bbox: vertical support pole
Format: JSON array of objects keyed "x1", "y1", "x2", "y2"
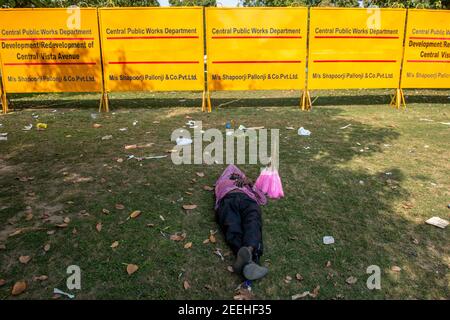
[
  {"x1": 300, "y1": 6, "x2": 312, "y2": 111},
  {"x1": 202, "y1": 6, "x2": 212, "y2": 112},
  {"x1": 390, "y1": 88, "x2": 406, "y2": 109},
  {"x1": 97, "y1": 8, "x2": 109, "y2": 113},
  {"x1": 301, "y1": 88, "x2": 312, "y2": 111},
  {"x1": 0, "y1": 53, "x2": 8, "y2": 114},
  {"x1": 206, "y1": 90, "x2": 212, "y2": 113},
  {"x1": 391, "y1": 8, "x2": 408, "y2": 109}
]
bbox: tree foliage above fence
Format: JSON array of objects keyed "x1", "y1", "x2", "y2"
[
  {"x1": 241, "y1": 0, "x2": 448, "y2": 8},
  {"x1": 0, "y1": 0, "x2": 160, "y2": 8},
  {"x1": 0, "y1": 0, "x2": 448, "y2": 8}
]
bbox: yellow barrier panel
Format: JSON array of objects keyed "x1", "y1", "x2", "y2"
[
  {"x1": 308, "y1": 8, "x2": 406, "y2": 89},
  {"x1": 206, "y1": 7, "x2": 308, "y2": 91},
  {"x1": 98, "y1": 7, "x2": 204, "y2": 94},
  {"x1": 401, "y1": 9, "x2": 450, "y2": 88},
  {"x1": 0, "y1": 8, "x2": 102, "y2": 95}
]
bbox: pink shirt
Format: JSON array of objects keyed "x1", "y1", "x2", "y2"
[{"x1": 215, "y1": 165, "x2": 267, "y2": 209}]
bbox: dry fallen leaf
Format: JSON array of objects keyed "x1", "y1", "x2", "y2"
[
  {"x1": 182, "y1": 204, "x2": 197, "y2": 211},
  {"x1": 63, "y1": 217, "x2": 71, "y2": 224},
  {"x1": 96, "y1": 222, "x2": 102, "y2": 232},
  {"x1": 72, "y1": 228, "x2": 78, "y2": 235},
  {"x1": 43, "y1": 244, "x2": 51, "y2": 252},
  {"x1": 209, "y1": 234, "x2": 216, "y2": 243},
  {"x1": 115, "y1": 204, "x2": 125, "y2": 210},
  {"x1": 19, "y1": 255, "x2": 31, "y2": 264},
  {"x1": 203, "y1": 239, "x2": 210, "y2": 244},
  {"x1": 292, "y1": 291, "x2": 311, "y2": 300},
  {"x1": 32, "y1": 275, "x2": 48, "y2": 281},
  {"x1": 56, "y1": 223, "x2": 68, "y2": 228},
  {"x1": 147, "y1": 223, "x2": 155, "y2": 228},
  {"x1": 227, "y1": 266, "x2": 234, "y2": 273},
  {"x1": 102, "y1": 208, "x2": 110, "y2": 215},
  {"x1": 326, "y1": 261, "x2": 332, "y2": 268},
  {"x1": 170, "y1": 232, "x2": 187, "y2": 242},
  {"x1": 196, "y1": 172, "x2": 205, "y2": 177},
  {"x1": 346, "y1": 276, "x2": 358, "y2": 285},
  {"x1": 203, "y1": 185, "x2": 214, "y2": 191},
  {"x1": 128, "y1": 210, "x2": 141, "y2": 219},
  {"x1": 233, "y1": 288, "x2": 254, "y2": 300},
  {"x1": 47, "y1": 230, "x2": 55, "y2": 235},
  {"x1": 111, "y1": 241, "x2": 119, "y2": 249},
  {"x1": 391, "y1": 266, "x2": 402, "y2": 272},
  {"x1": 9, "y1": 229, "x2": 22, "y2": 237},
  {"x1": 11, "y1": 281, "x2": 27, "y2": 296},
  {"x1": 296, "y1": 273, "x2": 304, "y2": 281},
  {"x1": 310, "y1": 285, "x2": 320, "y2": 298},
  {"x1": 126, "y1": 264, "x2": 139, "y2": 275},
  {"x1": 183, "y1": 280, "x2": 191, "y2": 290},
  {"x1": 93, "y1": 123, "x2": 102, "y2": 128},
  {"x1": 0, "y1": 279, "x2": 6, "y2": 286},
  {"x1": 184, "y1": 242, "x2": 193, "y2": 249}
]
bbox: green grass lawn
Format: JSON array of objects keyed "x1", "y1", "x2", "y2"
[{"x1": 0, "y1": 89, "x2": 449, "y2": 299}]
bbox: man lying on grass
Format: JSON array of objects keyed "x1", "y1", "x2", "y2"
[{"x1": 215, "y1": 164, "x2": 268, "y2": 280}]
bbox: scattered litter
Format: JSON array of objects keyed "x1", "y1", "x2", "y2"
[
  {"x1": 419, "y1": 118, "x2": 434, "y2": 122},
  {"x1": 119, "y1": 127, "x2": 128, "y2": 132},
  {"x1": 214, "y1": 248, "x2": 225, "y2": 261},
  {"x1": 217, "y1": 99, "x2": 240, "y2": 108},
  {"x1": 90, "y1": 113, "x2": 98, "y2": 120},
  {"x1": 186, "y1": 120, "x2": 198, "y2": 129},
  {"x1": 304, "y1": 146, "x2": 310, "y2": 150},
  {"x1": 176, "y1": 137, "x2": 192, "y2": 146},
  {"x1": 36, "y1": 123, "x2": 47, "y2": 130},
  {"x1": 359, "y1": 180, "x2": 365, "y2": 185},
  {"x1": 0, "y1": 133, "x2": 7, "y2": 141},
  {"x1": 101, "y1": 135, "x2": 113, "y2": 141},
  {"x1": 32, "y1": 113, "x2": 39, "y2": 119},
  {"x1": 298, "y1": 127, "x2": 311, "y2": 136},
  {"x1": 22, "y1": 124, "x2": 33, "y2": 131},
  {"x1": 124, "y1": 143, "x2": 153, "y2": 150},
  {"x1": 132, "y1": 120, "x2": 138, "y2": 126},
  {"x1": 226, "y1": 131, "x2": 233, "y2": 136},
  {"x1": 340, "y1": 124, "x2": 351, "y2": 130},
  {"x1": 323, "y1": 236, "x2": 335, "y2": 245},
  {"x1": 0, "y1": 124, "x2": 3, "y2": 128},
  {"x1": 425, "y1": 217, "x2": 448, "y2": 229},
  {"x1": 440, "y1": 122, "x2": 450, "y2": 126},
  {"x1": 53, "y1": 288, "x2": 75, "y2": 299},
  {"x1": 385, "y1": 172, "x2": 392, "y2": 175},
  {"x1": 285, "y1": 126, "x2": 295, "y2": 130},
  {"x1": 92, "y1": 123, "x2": 102, "y2": 129},
  {"x1": 127, "y1": 155, "x2": 167, "y2": 161},
  {"x1": 383, "y1": 144, "x2": 391, "y2": 147},
  {"x1": 346, "y1": 276, "x2": 358, "y2": 285}
]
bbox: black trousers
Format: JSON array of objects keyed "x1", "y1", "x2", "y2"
[{"x1": 216, "y1": 192, "x2": 263, "y2": 262}]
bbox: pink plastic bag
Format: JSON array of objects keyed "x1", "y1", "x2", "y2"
[{"x1": 255, "y1": 167, "x2": 284, "y2": 199}]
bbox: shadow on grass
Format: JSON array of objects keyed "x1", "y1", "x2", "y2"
[{"x1": 7, "y1": 93, "x2": 450, "y2": 111}]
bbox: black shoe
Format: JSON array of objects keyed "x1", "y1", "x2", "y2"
[{"x1": 232, "y1": 247, "x2": 252, "y2": 274}]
